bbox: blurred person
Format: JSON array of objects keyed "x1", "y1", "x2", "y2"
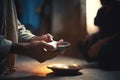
[{"x1": 79, "y1": 0, "x2": 120, "y2": 69}]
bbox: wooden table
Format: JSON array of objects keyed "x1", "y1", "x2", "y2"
[{"x1": 2, "y1": 56, "x2": 120, "y2": 80}]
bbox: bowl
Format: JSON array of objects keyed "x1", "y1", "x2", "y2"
[{"x1": 47, "y1": 64, "x2": 83, "y2": 74}]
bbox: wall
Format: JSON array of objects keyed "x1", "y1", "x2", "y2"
[{"x1": 52, "y1": 0, "x2": 86, "y2": 58}]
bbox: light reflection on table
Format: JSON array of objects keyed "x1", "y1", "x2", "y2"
[{"x1": 16, "y1": 56, "x2": 85, "y2": 77}]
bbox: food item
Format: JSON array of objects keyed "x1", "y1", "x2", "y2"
[
  {"x1": 68, "y1": 64, "x2": 79, "y2": 69},
  {"x1": 50, "y1": 64, "x2": 69, "y2": 69},
  {"x1": 47, "y1": 64, "x2": 83, "y2": 74}
]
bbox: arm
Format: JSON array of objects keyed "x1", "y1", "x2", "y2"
[
  {"x1": 15, "y1": 20, "x2": 63, "y2": 62},
  {"x1": 17, "y1": 20, "x2": 53, "y2": 43},
  {"x1": 0, "y1": 34, "x2": 62, "y2": 63},
  {"x1": 0, "y1": 20, "x2": 52, "y2": 57},
  {"x1": 88, "y1": 33, "x2": 119, "y2": 58},
  {"x1": 17, "y1": 20, "x2": 35, "y2": 42},
  {"x1": 10, "y1": 41, "x2": 58, "y2": 62}
]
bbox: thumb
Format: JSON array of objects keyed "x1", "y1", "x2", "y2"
[{"x1": 41, "y1": 41, "x2": 57, "y2": 51}]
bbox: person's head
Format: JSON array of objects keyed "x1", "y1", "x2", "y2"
[{"x1": 100, "y1": 0, "x2": 120, "y2": 6}]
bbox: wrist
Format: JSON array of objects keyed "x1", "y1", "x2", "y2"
[
  {"x1": 10, "y1": 43, "x2": 18, "y2": 53},
  {"x1": 29, "y1": 36, "x2": 38, "y2": 42},
  {"x1": 10, "y1": 43, "x2": 27, "y2": 55}
]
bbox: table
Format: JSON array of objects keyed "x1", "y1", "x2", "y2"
[{"x1": 2, "y1": 56, "x2": 120, "y2": 80}]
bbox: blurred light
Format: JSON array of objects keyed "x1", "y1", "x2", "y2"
[
  {"x1": 32, "y1": 64, "x2": 53, "y2": 77},
  {"x1": 86, "y1": 0, "x2": 101, "y2": 35}
]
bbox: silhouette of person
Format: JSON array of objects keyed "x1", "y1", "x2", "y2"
[{"x1": 79, "y1": 0, "x2": 120, "y2": 69}]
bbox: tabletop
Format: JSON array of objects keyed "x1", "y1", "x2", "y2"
[{"x1": 2, "y1": 56, "x2": 120, "y2": 80}]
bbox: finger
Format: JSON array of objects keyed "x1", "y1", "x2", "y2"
[
  {"x1": 58, "y1": 39, "x2": 64, "y2": 42},
  {"x1": 57, "y1": 39, "x2": 64, "y2": 46},
  {"x1": 47, "y1": 33, "x2": 54, "y2": 41}
]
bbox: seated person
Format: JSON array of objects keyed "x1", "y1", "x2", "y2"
[{"x1": 79, "y1": 0, "x2": 120, "y2": 69}]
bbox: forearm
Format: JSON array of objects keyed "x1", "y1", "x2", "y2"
[
  {"x1": 17, "y1": 20, "x2": 35, "y2": 42},
  {"x1": 88, "y1": 33, "x2": 119, "y2": 58},
  {"x1": 10, "y1": 42, "x2": 30, "y2": 56},
  {"x1": 98, "y1": 33, "x2": 119, "y2": 44},
  {"x1": 9, "y1": 42, "x2": 48, "y2": 63}
]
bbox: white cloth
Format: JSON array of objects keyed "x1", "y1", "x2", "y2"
[{"x1": 0, "y1": 20, "x2": 35, "y2": 54}]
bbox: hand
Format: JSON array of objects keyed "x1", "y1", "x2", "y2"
[
  {"x1": 88, "y1": 39, "x2": 105, "y2": 58},
  {"x1": 16, "y1": 41, "x2": 62, "y2": 63},
  {"x1": 30, "y1": 33, "x2": 54, "y2": 42}
]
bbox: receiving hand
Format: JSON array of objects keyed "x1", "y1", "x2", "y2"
[{"x1": 30, "y1": 33, "x2": 54, "y2": 42}]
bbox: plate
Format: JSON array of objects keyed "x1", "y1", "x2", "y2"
[
  {"x1": 57, "y1": 41, "x2": 70, "y2": 51},
  {"x1": 47, "y1": 64, "x2": 83, "y2": 74},
  {"x1": 47, "y1": 41, "x2": 70, "y2": 51}
]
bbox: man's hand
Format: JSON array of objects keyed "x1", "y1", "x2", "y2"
[
  {"x1": 11, "y1": 40, "x2": 63, "y2": 63},
  {"x1": 30, "y1": 33, "x2": 53, "y2": 42},
  {"x1": 10, "y1": 33, "x2": 65, "y2": 63}
]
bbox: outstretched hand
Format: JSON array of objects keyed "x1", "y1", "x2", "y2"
[
  {"x1": 17, "y1": 39, "x2": 64, "y2": 63},
  {"x1": 14, "y1": 33, "x2": 65, "y2": 62}
]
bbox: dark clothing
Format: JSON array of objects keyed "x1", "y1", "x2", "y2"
[
  {"x1": 94, "y1": 4, "x2": 120, "y2": 69},
  {"x1": 98, "y1": 37, "x2": 120, "y2": 70},
  {"x1": 94, "y1": 5, "x2": 120, "y2": 38},
  {"x1": 79, "y1": 2, "x2": 120, "y2": 70}
]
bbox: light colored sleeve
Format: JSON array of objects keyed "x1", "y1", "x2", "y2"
[
  {"x1": 0, "y1": 35, "x2": 12, "y2": 55},
  {"x1": 17, "y1": 20, "x2": 35, "y2": 42}
]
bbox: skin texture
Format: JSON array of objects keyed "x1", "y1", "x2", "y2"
[{"x1": 12, "y1": 33, "x2": 64, "y2": 63}]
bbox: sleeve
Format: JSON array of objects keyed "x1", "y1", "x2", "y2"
[
  {"x1": 17, "y1": 20, "x2": 35, "y2": 42},
  {"x1": 0, "y1": 35, "x2": 12, "y2": 55}
]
